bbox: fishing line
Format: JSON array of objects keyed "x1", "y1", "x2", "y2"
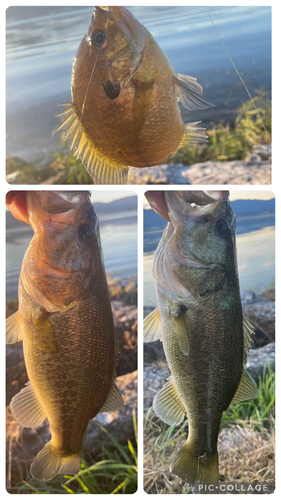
[
  {"x1": 81, "y1": 14, "x2": 109, "y2": 124},
  {"x1": 206, "y1": 7, "x2": 270, "y2": 141},
  {"x1": 80, "y1": 47, "x2": 101, "y2": 124}
]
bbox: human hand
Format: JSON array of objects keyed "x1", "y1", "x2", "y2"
[{"x1": 6, "y1": 192, "x2": 29, "y2": 224}]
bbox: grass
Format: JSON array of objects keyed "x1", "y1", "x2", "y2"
[
  {"x1": 143, "y1": 368, "x2": 275, "y2": 493},
  {"x1": 10, "y1": 412, "x2": 138, "y2": 494},
  {"x1": 167, "y1": 91, "x2": 271, "y2": 166},
  {"x1": 221, "y1": 366, "x2": 275, "y2": 431}
]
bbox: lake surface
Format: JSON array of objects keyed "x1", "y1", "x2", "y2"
[
  {"x1": 6, "y1": 6, "x2": 271, "y2": 162},
  {"x1": 6, "y1": 207, "x2": 137, "y2": 302},
  {"x1": 144, "y1": 205, "x2": 275, "y2": 308}
]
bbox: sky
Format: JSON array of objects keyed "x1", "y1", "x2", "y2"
[
  {"x1": 143, "y1": 190, "x2": 275, "y2": 209},
  {"x1": 90, "y1": 190, "x2": 136, "y2": 204}
]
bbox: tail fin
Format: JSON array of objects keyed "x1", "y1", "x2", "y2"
[
  {"x1": 170, "y1": 442, "x2": 219, "y2": 484},
  {"x1": 30, "y1": 441, "x2": 81, "y2": 481}
]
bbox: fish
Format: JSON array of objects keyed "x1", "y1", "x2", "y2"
[
  {"x1": 6, "y1": 191, "x2": 124, "y2": 481},
  {"x1": 144, "y1": 191, "x2": 257, "y2": 484},
  {"x1": 57, "y1": 6, "x2": 215, "y2": 185}
]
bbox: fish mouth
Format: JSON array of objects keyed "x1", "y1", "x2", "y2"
[
  {"x1": 163, "y1": 191, "x2": 231, "y2": 233},
  {"x1": 26, "y1": 191, "x2": 93, "y2": 234},
  {"x1": 39, "y1": 191, "x2": 90, "y2": 214}
]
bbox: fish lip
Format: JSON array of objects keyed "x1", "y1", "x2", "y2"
[
  {"x1": 165, "y1": 191, "x2": 232, "y2": 230},
  {"x1": 31, "y1": 191, "x2": 90, "y2": 215}
]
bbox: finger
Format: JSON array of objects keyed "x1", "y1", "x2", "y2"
[
  {"x1": 6, "y1": 192, "x2": 30, "y2": 224},
  {"x1": 145, "y1": 191, "x2": 170, "y2": 222}
]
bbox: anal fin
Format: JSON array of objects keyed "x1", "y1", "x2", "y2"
[
  {"x1": 153, "y1": 377, "x2": 186, "y2": 425},
  {"x1": 57, "y1": 102, "x2": 129, "y2": 185},
  {"x1": 10, "y1": 381, "x2": 47, "y2": 428}
]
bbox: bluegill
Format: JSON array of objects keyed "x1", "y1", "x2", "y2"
[
  {"x1": 6, "y1": 191, "x2": 124, "y2": 481},
  {"x1": 57, "y1": 6, "x2": 214, "y2": 185},
  {"x1": 144, "y1": 191, "x2": 257, "y2": 484}
]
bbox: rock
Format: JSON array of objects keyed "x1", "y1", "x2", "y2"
[
  {"x1": 128, "y1": 164, "x2": 190, "y2": 185},
  {"x1": 143, "y1": 362, "x2": 169, "y2": 409},
  {"x1": 108, "y1": 276, "x2": 137, "y2": 306},
  {"x1": 128, "y1": 145, "x2": 271, "y2": 185},
  {"x1": 218, "y1": 426, "x2": 259, "y2": 453},
  {"x1": 83, "y1": 370, "x2": 137, "y2": 455},
  {"x1": 242, "y1": 292, "x2": 275, "y2": 346},
  {"x1": 111, "y1": 300, "x2": 137, "y2": 376},
  {"x1": 144, "y1": 340, "x2": 165, "y2": 363},
  {"x1": 246, "y1": 343, "x2": 275, "y2": 381}
]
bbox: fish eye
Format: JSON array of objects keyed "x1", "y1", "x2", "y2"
[
  {"x1": 214, "y1": 218, "x2": 230, "y2": 237},
  {"x1": 89, "y1": 29, "x2": 108, "y2": 49},
  {"x1": 78, "y1": 223, "x2": 95, "y2": 243}
]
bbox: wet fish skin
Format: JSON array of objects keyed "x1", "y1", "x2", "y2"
[
  {"x1": 58, "y1": 7, "x2": 214, "y2": 184},
  {"x1": 144, "y1": 191, "x2": 257, "y2": 484},
  {"x1": 6, "y1": 191, "x2": 124, "y2": 481}
]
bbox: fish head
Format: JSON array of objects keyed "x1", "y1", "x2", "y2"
[
  {"x1": 154, "y1": 191, "x2": 237, "y2": 301},
  {"x1": 72, "y1": 6, "x2": 145, "y2": 102},
  {"x1": 24, "y1": 191, "x2": 103, "y2": 312}
]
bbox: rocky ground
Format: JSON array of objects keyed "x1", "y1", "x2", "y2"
[
  {"x1": 6, "y1": 276, "x2": 137, "y2": 489},
  {"x1": 128, "y1": 144, "x2": 271, "y2": 185},
  {"x1": 6, "y1": 144, "x2": 271, "y2": 186}
]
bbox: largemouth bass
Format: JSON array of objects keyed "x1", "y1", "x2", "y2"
[
  {"x1": 6, "y1": 191, "x2": 124, "y2": 481},
  {"x1": 144, "y1": 191, "x2": 257, "y2": 484},
  {"x1": 57, "y1": 6, "x2": 214, "y2": 185}
]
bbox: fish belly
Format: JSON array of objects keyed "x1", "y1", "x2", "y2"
[
  {"x1": 162, "y1": 291, "x2": 244, "y2": 458},
  {"x1": 21, "y1": 286, "x2": 115, "y2": 455}
]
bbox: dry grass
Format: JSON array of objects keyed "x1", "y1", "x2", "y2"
[
  {"x1": 143, "y1": 409, "x2": 275, "y2": 494},
  {"x1": 218, "y1": 423, "x2": 275, "y2": 483}
]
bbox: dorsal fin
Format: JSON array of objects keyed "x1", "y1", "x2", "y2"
[{"x1": 57, "y1": 103, "x2": 129, "y2": 185}]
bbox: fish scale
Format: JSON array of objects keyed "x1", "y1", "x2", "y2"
[
  {"x1": 58, "y1": 6, "x2": 214, "y2": 184},
  {"x1": 6, "y1": 191, "x2": 124, "y2": 481},
  {"x1": 144, "y1": 191, "x2": 257, "y2": 484}
]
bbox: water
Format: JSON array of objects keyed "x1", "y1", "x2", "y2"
[
  {"x1": 144, "y1": 199, "x2": 275, "y2": 308},
  {"x1": 6, "y1": 6, "x2": 271, "y2": 162},
  {"x1": 6, "y1": 197, "x2": 137, "y2": 302}
]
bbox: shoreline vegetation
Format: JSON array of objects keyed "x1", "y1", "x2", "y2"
[{"x1": 6, "y1": 94, "x2": 271, "y2": 186}]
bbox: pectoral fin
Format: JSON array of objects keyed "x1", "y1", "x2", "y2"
[
  {"x1": 10, "y1": 381, "x2": 47, "y2": 428},
  {"x1": 231, "y1": 369, "x2": 258, "y2": 405},
  {"x1": 99, "y1": 381, "x2": 125, "y2": 413},
  {"x1": 175, "y1": 73, "x2": 216, "y2": 110},
  {"x1": 173, "y1": 314, "x2": 190, "y2": 356},
  {"x1": 153, "y1": 377, "x2": 186, "y2": 425},
  {"x1": 6, "y1": 311, "x2": 23, "y2": 344},
  {"x1": 143, "y1": 307, "x2": 162, "y2": 343}
]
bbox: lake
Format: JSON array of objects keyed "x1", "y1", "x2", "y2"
[
  {"x1": 144, "y1": 199, "x2": 275, "y2": 308},
  {"x1": 6, "y1": 197, "x2": 137, "y2": 302},
  {"x1": 6, "y1": 6, "x2": 271, "y2": 162}
]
